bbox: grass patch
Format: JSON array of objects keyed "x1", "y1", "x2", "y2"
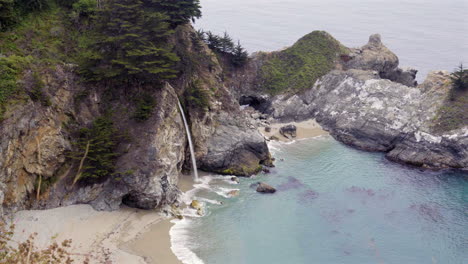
[
  {"x1": 258, "y1": 31, "x2": 348, "y2": 95},
  {"x1": 431, "y1": 89, "x2": 468, "y2": 133},
  {"x1": 0, "y1": 6, "x2": 87, "y2": 120}
]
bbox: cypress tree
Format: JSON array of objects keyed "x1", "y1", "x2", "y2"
[
  {"x1": 83, "y1": 0, "x2": 179, "y2": 83},
  {"x1": 450, "y1": 63, "x2": 468, "y2": 91},
  {"x1": 231, "y1": 41, "x2": 248, "y2": 67},
  {"x1": 220, "y1": 31, "x2": 234, "y2": 53},
  {"x1": 148, "y1": 0, "x2": 201, "y2": 27}
]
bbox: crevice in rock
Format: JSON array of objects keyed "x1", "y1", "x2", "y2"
[{"x1": 239, "y1": 95, "x2": 271, "y2": 113}]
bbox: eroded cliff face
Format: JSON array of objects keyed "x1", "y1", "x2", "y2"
[
  {"x1": 229, "y1": 34, "x2": 467, "y2": 170},
  {"x1": 0, "y1": 25, "x2": 272, "y2": 218},
  {"x1": 171, "y1": 26, "x2": 272, "y2": 176}
]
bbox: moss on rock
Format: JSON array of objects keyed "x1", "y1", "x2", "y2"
[{"x1": 258, "y1": 31, "x2": 348, "y2": 95}]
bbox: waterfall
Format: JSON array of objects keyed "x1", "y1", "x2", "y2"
[{"x1": 177, "y1": 98, "x2": 199, "y2": 181}]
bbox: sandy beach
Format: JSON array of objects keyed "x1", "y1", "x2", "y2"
[
  {"x1": 11, "y1": 175, "x2": 197, "y2": 264},
  {"x1": 260, "y1": 119, "x2": 328, "y2": 141},
  {"x1": 9, "y1": 121, "x2": 325, "y2": 264}
]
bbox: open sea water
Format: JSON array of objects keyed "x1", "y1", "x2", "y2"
[
  {"x1": 194, "y1": 0, "x2": 468, "y2": 82},
  {"x1": 170, "y1": 1, "x2": 468, "y2": 263}
]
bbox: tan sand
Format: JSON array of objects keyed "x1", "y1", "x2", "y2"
[
  {"x1": 123, "y1": 220, "x2": 180, "y2": 264},
  {"x1": 12, "y1": 205, "x2": 167, "y2": 263},
  {"x1": 10, "y1": 173, "x2": 200, "y2": 264},
  {"x1": 260, "y1": 119, "x2": 328, "y2": 141}
]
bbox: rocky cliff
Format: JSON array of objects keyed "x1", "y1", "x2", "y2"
[
  {"x1": 1, "y1": 22, "x2": 465, "y2": 220},
  {"x1": 0, "y1": 25, "x2": 271, "y2": 218},
  {"x1": 228, "y1": 34, "x2": 467, "y2": 170}
]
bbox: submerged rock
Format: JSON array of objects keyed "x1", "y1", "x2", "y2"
[
  {"x1": 190, "y1": 200, "x2": 204, "y2": 215},
  {"x1": 253, "y1": 182, "x2": 277, "y2": 193},
  {"x1": 228, "y1": 190, "x2": 240, "y2": 197},
  {"x1": 231, "y1": 176, "x2": 240, "y2": 184}
]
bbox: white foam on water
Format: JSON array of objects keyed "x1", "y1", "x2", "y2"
[
  {"x1": 170, "y1": 174, "x2": 236, "y2": 264},
  {"x1": 198, "y1": 197, "x2": 222, "y2": 205},
  {"x1": 214, "y1": 187, "x2": 240, "y2": 198},
  {"x1": 170, "y1": 218, "x2": 205, "y2": 264}
]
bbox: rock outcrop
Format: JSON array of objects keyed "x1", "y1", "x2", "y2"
[
  {"x1": 0, "y1": 25, "x2": 272, "y2": 218},
  {"x1": 229, "y1": 34, "x2": 467, "y2": 170},
  {"x1": 279, "y1": 124, "x2": 297, "y2": 139}
]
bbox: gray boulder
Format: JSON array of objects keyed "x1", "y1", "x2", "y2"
[
  {"x1": 344, "y1": 34, "x2": 399, "y2": 75},
  {"x1": 279, "y1": 124, "x2": 297, "y2": 139},
  {"x1": 251, "y1": 182, "x2": 277, "y2": 193},
  {"x1": 198, "y1": 113, "x2": 273, "y2": 176}
]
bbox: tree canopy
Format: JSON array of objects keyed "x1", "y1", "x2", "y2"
[{"x1": 81, "y1": 0, "x2": 183, "y2": 83}]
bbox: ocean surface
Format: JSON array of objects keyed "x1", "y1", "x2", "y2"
[
  {"x1": 169, "y1": 1, "x2": 468, "y2": 263},
  {"x1": 171, "y1": 137, "x2": 468, "y2": 264},
  {"x1": 194, "y1": 0, "x2": 468, "y2": 82}
]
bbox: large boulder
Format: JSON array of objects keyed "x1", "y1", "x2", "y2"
[
  {"x1": 343, "y1": 34, "x2": 399, "y2": 75},
  {"x1": 253, "y1": 182, "x2": 276, "y2": 193},
  {"x1": 280, "y1": 124, "x2": 297, "y2": 139},
  {"x1": 197, "y1": 112, "x2": 273, "y2": 176}
]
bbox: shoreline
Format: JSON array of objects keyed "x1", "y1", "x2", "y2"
[
  {"x1": 260, "y1": 119, "x2": 328, "y2": 141},
  {"x1": 11, "y1": 174, "x2": 197, "y2": 264},
  {"x1": 10, "y1": 120, "x2": 326, "y2": 264}
]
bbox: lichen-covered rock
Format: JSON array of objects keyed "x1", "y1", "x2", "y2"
[
  {"x1": 343, "y1": 34, "x2": 399, "y2": 75},
  {"x1": 197, "y1": 112, "x2": 271, "y2": 176},
  {"x1": 238, "y1": 33, "x2": 466, "y2": 170}
]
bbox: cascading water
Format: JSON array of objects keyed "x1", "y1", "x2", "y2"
[{"x1": 177, "y1": 98, "x2": 199, "y2": 181}]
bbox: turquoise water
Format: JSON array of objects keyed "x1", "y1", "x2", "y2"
[{"x1": 177, "y1": 137, "x2": 468, "y2": 264}]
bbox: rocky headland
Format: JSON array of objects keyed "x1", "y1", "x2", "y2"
[
  {"x1": 1, "y1": 26, "x2": 466, "y2": 222},
  {"x1": 228, "y1": 33, "x2": 467, "y2": 171}
]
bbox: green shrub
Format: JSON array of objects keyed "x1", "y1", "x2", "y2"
[
  {"x1": 68, "y1": 115, "x2": 124, "y2": 184},
  {"x1": 186, "y1": 79, "x2": 211, "y2": 110},
  {"x1": 0, "y1": 55, "x2": 31, "y2": 119},
  {"x1": 29, "y1": 71, "x2": 51, "y2": 106},
  {"x1": 133, "y1": 94, "x2": 156, "y2": 121},
  {"x1": 72, "y1": 0, "x2": 96, "y2": 17},
  {"x1": 259, "y1": 31, "x2": 348, "y2": 95}
]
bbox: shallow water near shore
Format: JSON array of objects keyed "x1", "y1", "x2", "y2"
[
  {"x1": 173, "y1": 136, "x2": 467, "y2": 264},
  {"x1": 196, "y1": 0, "x2": 468, "y2": 82}
]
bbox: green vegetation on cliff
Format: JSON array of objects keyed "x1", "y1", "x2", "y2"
[
  {"x1": 68, "y1": 115, "x2": 124, "y2": 184},
  {"x1": 258, "y1": 31, "x2": 348, "y2": 95},
  {"x1": 432, "y1": 64, "x2": 468, "y2": 133}
]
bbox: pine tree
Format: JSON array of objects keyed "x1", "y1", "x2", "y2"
[
  {"x1": 205, "y1": 31, "x2": 221, "y2": 50},
  {"x1": 148, "y1": 0, "x2": 201, "y2": 27},
  {"x1": 450, "y1": 63, "x2": 468, "y2": 91},
  {"x1": 220, "y1": 31, "x2": 234, "y2": 53},
  {"x1": 83, "y1": 0, "x2": 179, "y2": 83},
  {"x1": 231, "y1": 40, "x2": 248, "y2": 67}
]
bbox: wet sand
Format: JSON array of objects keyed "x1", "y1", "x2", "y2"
[
  {"x1": 261, "y1": 119, "x2": 328, "y2": 141},
  {"x1": 123, "y1": 219, "x2": 180, "y2": 264},
  {"x1": 124, "y1": 174, "x2": 196, "y2": 264},
  {"x1": 11, "y1": 175, "x2": 197, "y2": 264}
]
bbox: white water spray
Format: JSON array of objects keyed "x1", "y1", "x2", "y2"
[{"x1": 177, "y1": 98, "x2": 199, "y2": 181}]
